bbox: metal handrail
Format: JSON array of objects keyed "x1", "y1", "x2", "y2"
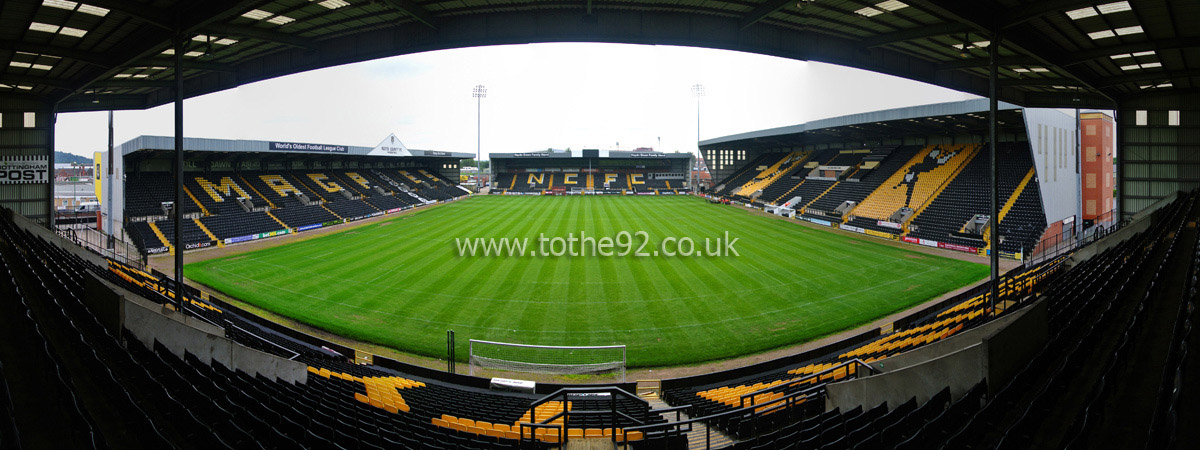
[
  {"x1": 520, "y1": 385, "x2": 648, "y2": 446},
  {"x1": 619, "y1": 381, "x2": 829, "y2": 447},
  {"x1": 738, "y1": 358, "x2": 879, "y2": 408}
]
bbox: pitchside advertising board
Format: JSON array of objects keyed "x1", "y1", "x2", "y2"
[
  {"x1": 803, "y1": 217, "x2": 834, "y2": 227},
  {"x1": 225, "y1": 229, "x2": 290, "y2": 245},
  {"x1": 0, "y1": 156, "x2": 50, "y2": 184},
  {"x1": 185, "y1": 240, "x2": 216, "y2": 250},
  {"x1": 269, "y1": 141, "x2": 348, "y2": 153}
]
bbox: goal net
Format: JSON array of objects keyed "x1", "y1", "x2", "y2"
[{"x1": 468, "y1": 339, "x2": 626, "y2": 382}]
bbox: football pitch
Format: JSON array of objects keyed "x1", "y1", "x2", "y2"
[{"x1": 186, "y1": 195, "x2": 989, "y2": 368}]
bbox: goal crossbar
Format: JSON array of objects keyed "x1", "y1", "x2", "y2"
[{"x1": 468, "y1": 339, "x2": 626, "y2": 382}]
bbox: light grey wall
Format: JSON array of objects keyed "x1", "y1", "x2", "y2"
[
  {"x1": 1024, "y1": 108, "x2": 1082, "y2": 225},
  {"x1": 123, "y1": 290, "x2": 308, "y2": 384},
  {"x1": 825, "y1": 300, "x2": 1047, "y2": 411}
]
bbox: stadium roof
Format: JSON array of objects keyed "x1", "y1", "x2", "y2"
[
  {"x1": 701, "y1": 98, "x2": 1033, "y2": 148},
  {"x1": 490, "y1": 150, "x2": 692, "y2": 159},
  {"x1": 2, "y1": 1, "x2": 1195, "y2": 113},
  {"x1": 114, "y1": 135, "x2": 473, "y2": 158}
]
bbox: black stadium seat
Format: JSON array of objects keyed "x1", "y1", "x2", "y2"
[{"x1": 1, "y1": 187, "x2": 1197, "y2": 448}]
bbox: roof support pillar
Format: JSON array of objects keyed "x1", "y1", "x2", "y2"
[
  {"x1": 989, "y1": 31, "x2": 1001, "y2": 318},
  {"x1": 173, "y1": 34, "x2": 186, "y2": 313}
]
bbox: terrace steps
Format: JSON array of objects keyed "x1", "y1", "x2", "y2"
[
  {"x1": 982, "y1": 167, "x2": 1038, "y2": 250},
  {"x1": 183, "y1": 185, "x2": 209, "y2": 216},
  {"x1": 266, "y1": 211, "x2": 288, "y2": 230},
  {"x1": 850, "y1": 144, "x2": 976, "y2": 220},
  {"x1": 904, "y1": 144, "x2": 982, "y2": 232},
  {"x1": 800, "y1": 180, "x2": 843, "y2": 215},
  {"x1": 240, "y1": 175, "x2": 276, "y2": 208},
  {"x1": 321, "y1": 204, "x2": 343, "y2": 220},
  {"x1": 645, "y1": 397, "x2": 733, "y2": 449},
  {"x1": 147, "y1": 221, "x2": 171, "y2": 249},
  {"x1": 193, "y1": 218, "x2": 218, "y2": 243},
  {"x1": 736, "y1": 151, "x2": 807, "y2": 196}
]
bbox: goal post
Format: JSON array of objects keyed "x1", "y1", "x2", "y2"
[{"x1": 468, "y1": 339, "x2": 627, "y2": 382}]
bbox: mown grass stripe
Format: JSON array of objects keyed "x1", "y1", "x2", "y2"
[{"x1": 187, "y1": 195, "x2": 988, "y2": 367}]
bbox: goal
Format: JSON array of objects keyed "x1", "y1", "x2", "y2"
[{"x1": 468, "y1": 339, "x2": 626, "y2": 382}]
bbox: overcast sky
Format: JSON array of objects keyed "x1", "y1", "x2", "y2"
[{"x1": 54, "y1": 43, "x2": 978, "y2": 159}]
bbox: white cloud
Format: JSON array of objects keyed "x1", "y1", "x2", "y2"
[{"x1": 55, "y1": 43, "x2": 973, "y2": 158}]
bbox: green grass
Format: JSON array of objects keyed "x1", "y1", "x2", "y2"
[{"x1": 186, "y1": 195, "x2": 988, "y2": 368}]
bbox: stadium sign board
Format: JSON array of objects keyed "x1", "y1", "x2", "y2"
[
  {"x1": 805, "y1": 217, "x2": 834, "y2": 227},
  {"x1": 512, "y1": 153, "x2": 551, "y2": 157},
  {"x1": 877, "y1": 220, "x2": 902, "y2": 229},
  {"x1": 225, "y1": 228, "x2": 291, "y2": 244},
  {"x1": 938, "y1": 242, "x2": 978, "y2": 253},
  {"x1": 184, "y1": 240, "x2": 215, "y2": 250},
  {"x1": 864, "y1": 229, "x2": 898, "y2": 240},
  {"x1": 368, "y1": 134, "x2": 411, "y2": 157},
  {"x1": 269, "y1": 141, "x2": 348, "y2": 153},
  {"x1": 146, "y1": 246, "x2": 169, "y2": 255},
  {"x1": 297, "y1": 224, "x2": 323, "y2": 232},
  {"x1": 839, "y1": 224, "x2": 865, "y2": 233},
  {"x1": 0, "y1": 156, "x2": 50, "y2": 184}
]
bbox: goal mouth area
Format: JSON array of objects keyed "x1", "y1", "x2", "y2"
[{"x1": 468, "y1": 339, "x2": 627, "y2": 382}]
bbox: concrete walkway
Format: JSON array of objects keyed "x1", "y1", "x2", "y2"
[{"x1": 645, "y1": 397, "x2": 734, "y2": 449}]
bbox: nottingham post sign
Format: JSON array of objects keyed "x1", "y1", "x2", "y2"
[{"x1": 0, "y1": 156, "x2": 50, "y2": 184}]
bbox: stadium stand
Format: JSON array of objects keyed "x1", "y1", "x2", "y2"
[
  {"x1": 187, "y1": 176, "x2": 260, "y2": 216},
  {"x1": 124, "y1": 172, "x2": 203, "y2": 218},
  {"x1": 845, "y1": 144, "x2": 979, "y2": 232},
  {"x1": 713, "y1": 152, "x2": 789, "y2": 197},
  {"x1": 268, "y1": 204, "x2": 341, "y2": 229},
  {"x1": 118, "y1": 166, "x2": 467, "y2": 254},
  {"x1": 1, "y1": 208, "x2": 673, "y2": 449},
  {"x1": 943, "y1": 191, "x2": 1198, "y2": 449},
  {"x1": 907, "y1": 142, "x2": 1047, "y2": 254},
  {"x1": 758, "y1": 149, "x2": 836, "y2": 205},
  {"x1": 803, "y1": 145, "x2": 920, "y2": 217},
  {"x1": 3, "y1": 190, "x2": 1196, "y2": 449},
  {"x1": 198, "y1": 212, "x2": 286, "y2": 241},
  {"x1": 731, "y1": 151, "x2": 811, "y2": 199},
  {"x1": 709, "y1": 142, "x2": 1052, "y2": 260}
]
